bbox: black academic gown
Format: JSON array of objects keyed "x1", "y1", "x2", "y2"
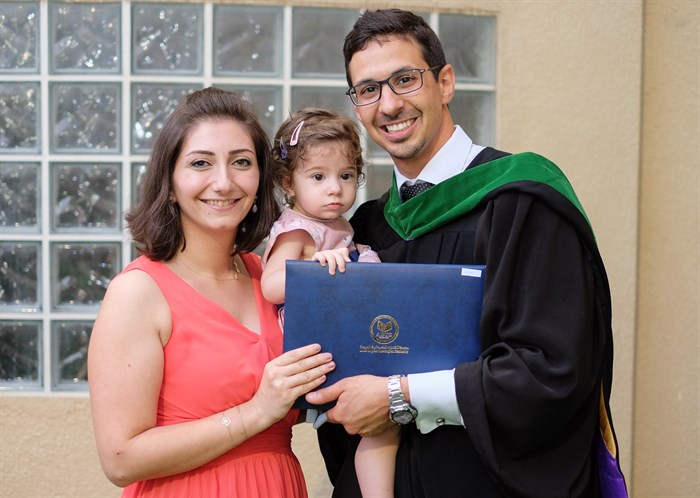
[{"x1": 316, "y1": 148, "x2": 618, "y2": 498}]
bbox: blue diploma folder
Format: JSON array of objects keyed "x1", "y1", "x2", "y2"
[{"x1": 282, "y1": 260, "x2": 485, "y2": 409}]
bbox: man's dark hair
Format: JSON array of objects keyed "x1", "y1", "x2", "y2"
[{"x1": 343, "y1": 9, "x2": 447, "y2": 86}]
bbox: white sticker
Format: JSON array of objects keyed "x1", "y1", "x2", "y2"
[{"x1": 461, "y1": 268, "x2": 482, "y2": 278}]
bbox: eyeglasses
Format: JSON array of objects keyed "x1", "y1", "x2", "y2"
[{"x1": 346, "y1": 66, "x2": 443, "y2": 107}]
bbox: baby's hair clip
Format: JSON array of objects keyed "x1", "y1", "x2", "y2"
[
  {"x1": 280, "y1": 138, "x2": 288, "y2": 159},
  {"x1": 289, "y1": 120, "x2": 305, "y2": 146}
]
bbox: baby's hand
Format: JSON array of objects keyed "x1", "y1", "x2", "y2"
[{"x1": 313, "y1": 248, "x2": 350, "y2": 275}]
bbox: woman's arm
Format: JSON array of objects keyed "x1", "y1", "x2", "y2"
[{"x1": 88, "y1": 270, "x2": 334, "y2": 487}]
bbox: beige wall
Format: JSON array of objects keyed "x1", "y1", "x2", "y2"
[
  {"x1": 0, "y1": 396, "x2": 117, "y2": 497},
  {"x1": 1, "y1": 1, "x2": 698, "y2": 497},
  {"x1": 635, "y1": 0, "x2": 700, "y2": 495}
]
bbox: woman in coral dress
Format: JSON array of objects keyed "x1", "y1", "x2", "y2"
[{"x1": 88, "y1": 88, "x2": 335, "y2": 497}]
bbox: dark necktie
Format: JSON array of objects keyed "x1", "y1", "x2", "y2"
[{"x1": 400, "y1": 180, "x2": 435, "y2": 202}]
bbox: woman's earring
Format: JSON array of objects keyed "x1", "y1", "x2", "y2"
[{"x1": 252, "y1": 198, "x2": 258, "y2": 214}]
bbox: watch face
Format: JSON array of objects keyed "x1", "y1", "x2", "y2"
[{"x1": 391, "y1": 409, "x2": 415, "y2": 425}]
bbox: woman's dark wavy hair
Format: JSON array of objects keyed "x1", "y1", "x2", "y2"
[
  {"x1": 126, "y1": 87, "x2": 279, "y2": 260},
  {"x1": 270, "y1": 107, "x2": 366, "y2": 208},
  {"x1": 343, "y1": 9, "x2": 446, "y2": 86}
]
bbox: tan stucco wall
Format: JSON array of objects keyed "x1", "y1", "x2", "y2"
[
  {"x1": 0, "y1": 396, "x2": 117, "y2": 497},
  {"x1": 1, "y1": 2, "x2": 698, "y2": 497},
  {"x1": 635, "y1": 1, "x2": 700, "y2": 496}
]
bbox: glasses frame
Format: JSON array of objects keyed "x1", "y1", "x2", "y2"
[{"x1": 346, "y1": 66, "x2": 443, "y2": 107}]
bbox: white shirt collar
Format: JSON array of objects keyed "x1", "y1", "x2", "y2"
[{"x1": 394, "y1": 125, "x2": 485, "y2": 188}]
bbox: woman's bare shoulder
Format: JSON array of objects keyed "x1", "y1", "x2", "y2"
[
  {"x1": 105, "y1": 267, "x2": 163, "y2": 300},
  {"x1": 96, "y1": 268, "x2": 172, "y2": 344}
]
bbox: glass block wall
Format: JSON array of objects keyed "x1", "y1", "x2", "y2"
[{"x1": 0, "y1": 1, "x2": 496, "y2": 392}]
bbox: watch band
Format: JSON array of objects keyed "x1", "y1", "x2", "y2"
[{"x1": 388, "y1": 375, "x2": 417, "y2": 425}]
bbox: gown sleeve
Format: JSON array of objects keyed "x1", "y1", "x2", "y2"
[{"x1": 456, "y1": 187, "x2": 606, "y2": 490}]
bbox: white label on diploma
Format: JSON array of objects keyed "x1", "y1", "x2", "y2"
[{"x1": 461, "y1": 268, "x2": 482, "y2": 278}]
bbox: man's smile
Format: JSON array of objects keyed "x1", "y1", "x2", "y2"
[{"x1": 385, "y1": 118, "x2": 416, "y2": 133}]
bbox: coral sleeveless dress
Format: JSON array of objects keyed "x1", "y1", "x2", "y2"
[{"x1": 120, "y1": 254, "x2": 307, "y2": 498}]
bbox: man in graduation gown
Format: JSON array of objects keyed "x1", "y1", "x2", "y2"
[{"x1": 304, "y1": 9, "x2": 626, "y2": 498}]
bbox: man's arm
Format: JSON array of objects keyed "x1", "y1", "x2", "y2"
[{"x1": 305, "y1": 369, "x2": 464, "y2": 436}]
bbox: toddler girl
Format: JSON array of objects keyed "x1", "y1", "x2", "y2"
[{"x1": 261, "y1": 108, "x2": 398, "y2": 498}]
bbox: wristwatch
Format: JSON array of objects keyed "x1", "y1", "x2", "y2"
[{"x1": 388, "y1": 375, "x2": 417, "y2": 425}]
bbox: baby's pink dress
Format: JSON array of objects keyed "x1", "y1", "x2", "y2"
[{"x1": 262, "y1": 208, "x2": 380, "y2": 264}]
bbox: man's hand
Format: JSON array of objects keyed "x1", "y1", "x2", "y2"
[{"x1": 305, "y1": 374, "x2": 393, "y2": 436}]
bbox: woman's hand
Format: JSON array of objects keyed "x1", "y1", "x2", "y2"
[
  {"x1": 313, "y1": 248, "x2": 351, "y2": 275},
  {"x1": 248, "y1": 343, "x2": 335, "y2": 424}
]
